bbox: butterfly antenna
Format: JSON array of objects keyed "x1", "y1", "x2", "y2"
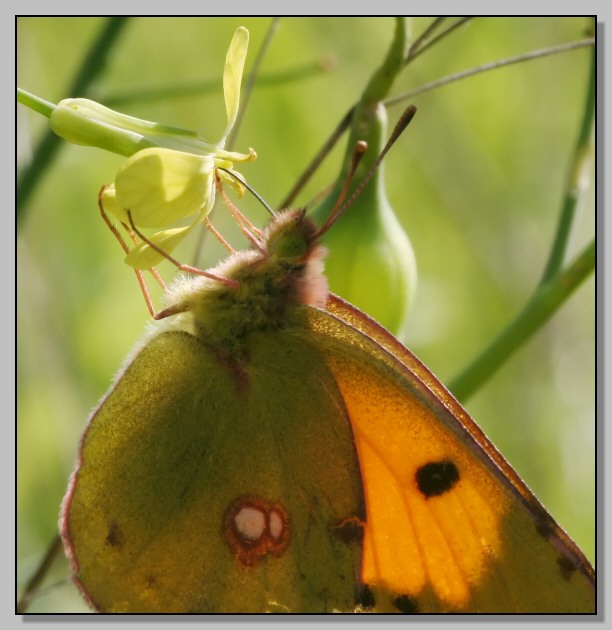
[
  {"x1": 315, "y1": 140, "x2": 368, "y2": 237},
  {"x1": 214, "y1": 169, "x2": 267, "y2": 253},
  {"x1": 217, "y1": 166, "x2": 277, "y2": 219},
  {"x1": 316, "y1": 104, "x2": 417, "y2": 238}
]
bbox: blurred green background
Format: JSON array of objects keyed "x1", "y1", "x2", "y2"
[{"x1": 17, "y1": 17, "x2": 594, "y2": 612}]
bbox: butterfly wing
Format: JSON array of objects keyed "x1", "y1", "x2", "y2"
[
  {"x1": 60, "y1": 294, "x2": 594, "y2": 613},
  {"x1": 309, "y1": 296, "x2": 595, "y2": 613},
  {"x1": 61, "y1": 329, "x2": 367, "y2": 613}
]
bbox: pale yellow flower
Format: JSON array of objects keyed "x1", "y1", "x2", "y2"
[{"x1": 50, "y1": 26, "x2": 255, "y2": 269}]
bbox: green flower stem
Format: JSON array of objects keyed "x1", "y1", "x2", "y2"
[
  {"x1": 16, "y1": 88, "x2": 55, "y2": 118},
  {"x1": 17, "y1": 17, "x2": 130, "y2": 221},
  {"x1": 540, "y1": 45, "x2": 595, "y2": 284},
  {"x1": 449, "y1": 239, "x2": 594, "y2": 403},
  {"x1": 278, "y1": 17, "x2": 408, "y2": 208},
  {"x1": 360, "y1": 17, "x2": 408, "y2": 105},
  {"x1": 336, "y1": 17, "x2": 408, "y2": 184},
  {"x1": 449, "y1": 43, "x2": 595, "y2": 403}
]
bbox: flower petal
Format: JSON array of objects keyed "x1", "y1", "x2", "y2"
[
  {"x1": 124, "y1": 224, "x2": 195, "y2": 269},
  {"x1": 214, "y1": 147, "x2": 257, "y2": 164},
  {"x1": 114, "y1": 148, "x2": 215, "y2": 228},
  {"x1": 222, "y1": 26, "x2": 249, "y2": 143},
  {"x1": 217, "y1": 168, "x2": 246, "y2": 198},
  {"x1": 100, "y1": 185, "x2": 130, "y2": 224}
]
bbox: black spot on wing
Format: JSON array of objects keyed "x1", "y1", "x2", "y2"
[
  {"x1": 105, "y1": 522, "x2": 123, "y2": 547},
  {"x1": 333, "y1": 516, "x2": 365, "y2": 545},
  {"x1": 415, "y1": 460, "x2": 459, "y2": 498},
  {"x1": 557, "y1": 555, "x2": 578, "y2": 581},
  {"x1": 392, "y1": 594, "x2": 419, "y2": 614},
  {"x1": 356, "y1": 585, "x2": 375, "y2": 610},
  {"x1": 535, "y1": 513, "x2": 557, "y2": 540}
]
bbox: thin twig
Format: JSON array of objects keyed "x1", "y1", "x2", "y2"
[
  {"x1": 405, "y1": 17, "x2": 473, "y2": 66},
  {"x1": 406, "y1": 17, "x2": 447, "y2": 60},
  {"x1": 17, "y1": 534, "x2": 63, "y2": 613},
  {"x1": 278, "y1": 107, "x2": 354, "y2": 209},
  {"x1": 386, "y1": 38, "x2": 595, "y2": 107}
]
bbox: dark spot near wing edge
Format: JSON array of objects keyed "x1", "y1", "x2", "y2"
[{"x1": 415, "y1": 460, "x2": 459, "y2": 498}]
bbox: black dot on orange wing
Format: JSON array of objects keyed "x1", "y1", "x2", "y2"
[
  {"x1": 415, "y1": 460, "x2": 459, "y2": 498},
  {"x1": 105, "y1": 522, "x2": 123, "y2": 547},
  {"x1": 557, "y1": 555, "x2": 578, "y2": 581},
  {"x1": 223, "y1": 495, "x2": 290, "y2": 566},
  {"x1": 392, "y1": 594, "x2": 419, "y2": 614}
]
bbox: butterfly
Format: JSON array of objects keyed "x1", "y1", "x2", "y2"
[
  {"x1": 59, "y1": 196, "x2": 595, "y2": 613},
  {"x1": 16, "y1": 19, "x2": 595, "y2": 614}
]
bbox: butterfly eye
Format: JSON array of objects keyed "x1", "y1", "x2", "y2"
[
  {"x1": 264, "y1": 210, "x2": 311, "y2": 260},
  {"x1": 269, "y1": 232, "x2": 308, "y2": 259}
]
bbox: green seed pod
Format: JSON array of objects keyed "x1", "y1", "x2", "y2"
[{"x1": 312, "y1": 102, "x2": 417, "y2": 337}]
